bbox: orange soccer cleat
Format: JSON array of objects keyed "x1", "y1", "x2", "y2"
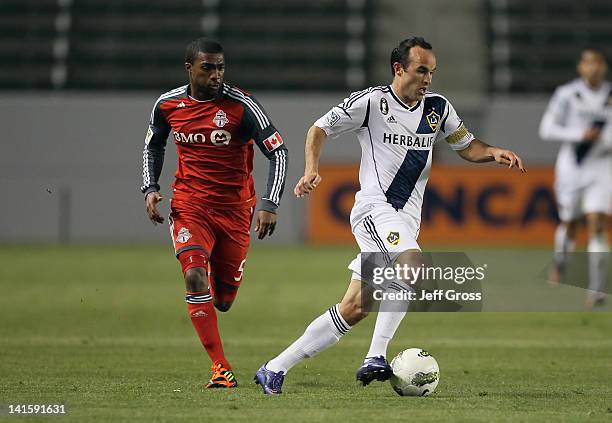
[{"x1": 205, "y1": 362, "x2": 238, "y2": 388}]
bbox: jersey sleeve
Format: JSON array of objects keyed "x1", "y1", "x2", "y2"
[
  {"x1": 600, "y1": 119, "x2": 612, "y2": 151},
  {"x1": 239, "y1": 94, "x2": 288, "y2": 213},
  {"x1": 141, "y1": 98, "x2": 171, "y2": 196},
  {"x1": 437, "y1": 100, "x2": 475, "y2": 150},
  {"x1": 538, "y1": 87, "x2": 585, "y2": 143},
  {"x1": 600, "y1": 92, "x2": 612, "y2": 150},
  {"x1": 314, "y1": 90, "x2": 370, "y2": 138}
]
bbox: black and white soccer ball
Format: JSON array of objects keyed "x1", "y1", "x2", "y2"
[{"x1": 389, "y1": 348, "x2": 440, "y2": 396}]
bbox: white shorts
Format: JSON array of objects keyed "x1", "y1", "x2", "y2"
[
  {"x1": 556, "y1": 179, "x2": 612, "y2": 222},
  {"x1": 348, "y1": 203, "x2": 421, "y2": 281}
]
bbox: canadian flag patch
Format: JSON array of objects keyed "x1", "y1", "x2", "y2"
[{"x1": 262, "y1": 131, "x2": 284, "y2": 152}]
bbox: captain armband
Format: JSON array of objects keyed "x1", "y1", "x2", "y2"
[{"x1": 445, "y1": 124, "x2": 470, "y2": 145}]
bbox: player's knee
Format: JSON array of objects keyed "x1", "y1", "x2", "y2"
[
  {"x1": 339, "y1": 300, "x2": 368, "y2": 325},
  {"x1": 214, "y1": 301, "x2": 233, "y2": 312},
  {"x1": 585, "y1": 214, "x2": 605, "y2": 236},
  {"x1": 565, "y1": 221, "x2": 579, "y2": 238},
  {"x1": 212, "y1": 277, "x2": 239, "y2": 310},
  {"x1": 184, "y1": 268, "x2": 208, "y2": 292},
  {"x1": 213, "y1": 290, "x2": 237, "y2": 311}
]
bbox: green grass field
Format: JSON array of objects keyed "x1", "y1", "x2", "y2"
[{"x1": 1, "y1": 245, "x2": 611, "y2": 422}]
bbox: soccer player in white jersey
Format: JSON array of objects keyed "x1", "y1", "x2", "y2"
[
  {"x1": 255, "y1": 37, "x2": 525, "y2": 394},
  {"x1": 539, "y1": 48, "x2": 611, "y2": 309}
]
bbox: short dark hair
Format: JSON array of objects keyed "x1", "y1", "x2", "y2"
[
  {"x1": 390, "y1": 37, "x2": 433, "y2": 75},
  {"x1": 580, "y1": 46, "x2": 607, "y2": 63},
  {"x1": 185, "y1": 38, "x2": 223, "y2": 63}
]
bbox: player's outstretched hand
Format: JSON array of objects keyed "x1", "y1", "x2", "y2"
[
  {"x1": 255, "y1": 210, "x2": 277, "y2": 240},
  {"x1": 145, "y1": 191, "x2": 165, "y2": 225},
  {"x1": 492, "y1": 148, "x2": 526, "y2": 172},
  {"x1": 294, "y1": 172, "x2": 322, "y2": 198}
]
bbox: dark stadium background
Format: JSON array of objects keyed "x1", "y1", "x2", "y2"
[
  {"x1": 2, "y1": 0, "x2": 611, "y2": 245},
  {"x1": 1, "y1": 1, "x2": 610, "y2": 422}
]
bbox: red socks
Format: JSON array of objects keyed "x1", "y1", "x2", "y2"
[{"x1": 185, "y1": 291, "x2": 230, "y2": 369}]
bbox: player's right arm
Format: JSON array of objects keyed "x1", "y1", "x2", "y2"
[
  {"x1": 141, "y1": 98, "x2": 171, "y2": 225},
  {"x1": 295, "y1": 90, "x2": 370, "y2": 197},
  {"x1": 539, "y1": 86, "x2": 600, "y2": 143},
  {"x1": 295, "y1": 125, "x2": 327, "y2": 197}
]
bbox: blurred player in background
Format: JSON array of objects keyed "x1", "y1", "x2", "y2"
[
  {"x1": 255, "y1": 37, "x2": 525, "y2": 394},
  {"x1": 539, "y1": 48, "x2": 611, "y2": 309},
  {"x1": 140, "y1": 38, "x2": 288, "y2": 388}
]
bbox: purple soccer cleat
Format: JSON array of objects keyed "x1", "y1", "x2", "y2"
[
  {"x1": 356, "y1": 356, "x2": 393, "y2": 386},
  {"x1": 254, "y1": 363, "x2": 285, "y2": 395}
]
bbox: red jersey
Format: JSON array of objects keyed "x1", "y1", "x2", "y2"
[{"x1": 141, "y1": 84, "x2": 288, "y2": 212}]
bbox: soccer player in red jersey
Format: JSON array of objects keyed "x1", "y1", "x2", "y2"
[{"x1": 140, "y1": 38, "x2": 288, "y2": 388}]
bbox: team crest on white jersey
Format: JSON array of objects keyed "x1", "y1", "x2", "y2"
[
  {"x1": 326, "y1": 109, "x2": 340, "y2": 127},
  {"x1": 176, "y1": 227, "x2": 192, "y2": 243},
  {"x1": 213, "y1": 110, "x2": 229, "y2": 127},
  {"x1": 426, "y1": 110, "x2": 441, "y2": 131},
  {"x1": 380, "y1": 98, "x2": 389, "y2": 115},
  {"x1": 387, "y1": 231, "x2": 400, "y2": 246}
]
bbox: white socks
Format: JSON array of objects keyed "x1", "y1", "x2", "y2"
[
  {"x1": 554, "y1": 224, "x2": 575, "y2": 269},
  {"x1": 366, "y1": 280, "x2": 411, "y2": 358},
  {"x1": 588, "y1": 233, "x2": 609, "y2": 294},
  {"x1": 554, "y1": 224, "x2": 609, "y2": 295},
  {"x1": 266, "y1": 280, "x2": 412, "y2": 373},
  {"x1": 266, "y1": 304, "x2": 351, "y2": 373}
]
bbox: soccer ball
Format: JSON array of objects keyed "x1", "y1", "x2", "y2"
[{"x1": 389, "y1": 348, "x2": 440, "y2": 396}]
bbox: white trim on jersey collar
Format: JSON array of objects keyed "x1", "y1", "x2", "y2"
[
  {"x1": 188, "y1": 94, "x2": 216, "y2": 103},
  {"x1": 186, "y1": 85, "x2": 219, "y2": 103},
  {"x1": 388, "y1": 85, "x2": 421, "y2": 112},
  {"x1": 578, "y1": 78, "x2": 610, "y2": 94}
]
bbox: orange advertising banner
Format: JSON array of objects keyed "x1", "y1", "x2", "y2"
[{"x1": 307, "y1": 164, "x2": 610, "y2": 246}]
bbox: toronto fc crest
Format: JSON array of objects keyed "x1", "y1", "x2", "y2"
[
  {"x1": 176, "y1": 227, "x2": 192, "y2": 243},
  {"x1": 213, "y1": 110, "x2": 229, "y2": 128}
]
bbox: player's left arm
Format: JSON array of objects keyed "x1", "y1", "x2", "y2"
[
  {"x1": 239, "y1": 93, "x2": 289, "y2": 239},
  {"x1": 456, "y1": 138, "x2": 526, "y2": 171},
  {"x1": 439, "y1": 100, "x2": 525, "y2": 172}
]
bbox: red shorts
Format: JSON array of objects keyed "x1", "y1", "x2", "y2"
[{"x1": 169, "y1": 199, "x2": 253, "y2": 291}]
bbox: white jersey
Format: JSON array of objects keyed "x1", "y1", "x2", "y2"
[
  {"x1": 539, "y1": 78, "x2": 612, "y2": 190},
  {"x1": 315, "y1": 85, "x2": 474, "y2": 232}
]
